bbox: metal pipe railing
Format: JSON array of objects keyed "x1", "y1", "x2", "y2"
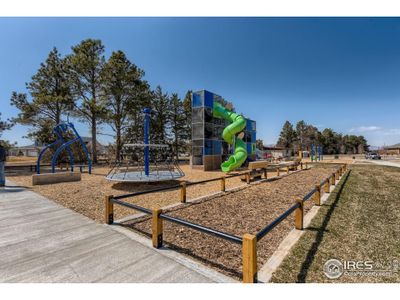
[
  {"x1": 256, "y1": 202, "x2": 300, "y2": 241},
  {"x1": 160, "y1": 213, "x2": 243, "y2": 244},
  {"x1": 111, "y1": 198, "x2": 152, "y2": 214},
  {"x1": 303, "y1": 187, "x2": 317, "y2": 201}
]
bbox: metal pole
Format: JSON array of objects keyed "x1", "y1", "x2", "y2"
[{"x1": 143, "y1": 108, "x2": 151, "y2": 177}]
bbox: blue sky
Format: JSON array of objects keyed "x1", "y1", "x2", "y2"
[{"x1": 1, "y1": 17, "x2": 400, "y2": 147}]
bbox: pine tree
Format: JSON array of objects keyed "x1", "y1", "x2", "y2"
[
  {"x1": 10, "y1": 48, "x2": 73, "y2": 144},
  {"x1": 170, "y1": 93, "x2": 188, "y2": 159},
  {"x1": 277, "y1": 121, "x2": 297, "y2": 154},
  {"x1": 101, "y1": 50, "x2": 149, "y2": 160},
  {"x1": 67, "y1": 39, "x2": 107, "y2": 163},
  {"x1": 0, "y1": 112, "x2": 12, "y2": 138},
  {"x1": 150, "y1": 86, "x2": 171, "y2": 144},
  {"x1": 182, "y1": 90, "x2": 192, "y2": 155},
  {"x1": 256, "y1": 139, "x2": 264, "y2": 150}
]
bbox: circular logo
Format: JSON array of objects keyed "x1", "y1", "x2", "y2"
[{"x1": 323, "y1": 259, "x2": 344, "y2": 279}]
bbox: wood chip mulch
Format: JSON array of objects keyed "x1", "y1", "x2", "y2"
[{"x1": 124, "y1": 167, "x2": 337, "y2": 280}]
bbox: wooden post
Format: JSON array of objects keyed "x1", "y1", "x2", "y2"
[
  {"x1": 305, "y1": 162, "x2": 308, "y2": 169},
  {"x1": 221, "y1": 176, "x2": 226, "y2": 192},
  {"x1": 314, "y1": 185, "x2": 321, "y2": 206},
  {"x1": 331, "y1": 173, "x2": 336, "y2": 186},
  {"x1": 263, "y1": 168, "x2": 267, "y2": 179},
  {"x1": 246, "y1": 171, "x2": 251, "y2": 184},
  {"x1": 300, "y1": 162, "x2": 303, "y2": 170},
  {"x1": 152, "y1": 208, "x2": 163, "y2": 248},
  {"x1": 180, "y1": 182, "x2": 187, "y2": 203},
  {"x1": 104, "y1": 195, "x2": 114, "y2": 224},
  {"x1": 295, "y1": 199, "x2": 304, "y2": 230},
  {"x1": 286, "y1": 167, "x2": 290, "y2": 174},
  {"x1": 324, "y1": 179, "x2": 330, "y2": 193},
  {"x1": 276, "y1": 168, "x2": 280, "y2": 177},
  {"x1": 242, "y1": 233, "x2": 257, "y2": 283}
]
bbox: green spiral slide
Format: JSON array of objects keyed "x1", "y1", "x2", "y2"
[{"x1": 213, "y1": 102, "x2": 248, "y2": 172}]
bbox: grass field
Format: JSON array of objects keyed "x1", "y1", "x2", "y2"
[{"x1": 271, "y1": 164, "x2": 400, "y2": 283}]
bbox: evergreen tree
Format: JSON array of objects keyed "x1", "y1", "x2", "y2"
[
  {"x1": 170, "y1": 93, "x2": 187, "y2": 159},
  {"x1": 10, "y1": 48, "x2": 73, "y2": 143},
  {"x1": 101, "y1": 50, "x2": 148, "y2": 160},
  {"x1": 150, "y1": 86, "x2": 171, "y2": 144},
  {"x1": 256, "y1": 139, "x2": 264, "y2": 150},
  {"x1": 67, "y1": 39, "x2": 107, "y2": 162},
  {"x1": 0, "y1": 112, "x2": 12, "y2": 138},
  {"x1": 182, "y1": 90, "x2": 192, "y2": 155},
  {"x1": 277, "y1": 121, "x2": 297, "y2": 154}
]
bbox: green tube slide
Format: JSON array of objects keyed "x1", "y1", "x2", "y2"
[{"x1": 213, "y1": 102, "x2": 248, "y2": 172}]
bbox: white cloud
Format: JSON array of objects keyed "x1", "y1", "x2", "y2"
[
  {"x1": 349, "y1": 126, "x2": 382, "y2": 133},
  {"x1": 383, "y1": 128, "x2": 400, "y2": 136}
]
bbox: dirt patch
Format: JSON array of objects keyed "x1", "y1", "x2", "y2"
[{"x1": 124, "y1": 167, "x2": 336, "y2": 280}]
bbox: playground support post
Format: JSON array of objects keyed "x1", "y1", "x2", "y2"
[
  {"x1": 104, "y1": 195, "x2": 114, "y2": 224},
  {"x1": 143, "y1": 108, "x2": 151, "y2": 177},
  {"x1": 242, "y1": 233, "x2": 257, "y2": 283},
  {"x1": 152, "y1": 209, "x2": 163, "y2": 248}
]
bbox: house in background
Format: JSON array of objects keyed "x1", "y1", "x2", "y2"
[
  {"x1": 8, "y1": 137, "x2": 106, "y2": 158},
  {"x1": 8, "y1": 144, "x2": 44, "y2": 157},
  {"x1": 259, "y1": 145, "x2": 289, "y2": 161},
  {"x1": 383, "y1": 143, "x2": 400, "y2": 155}
]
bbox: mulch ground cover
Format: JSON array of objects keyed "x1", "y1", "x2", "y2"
[{"x1": 124, "y1": 166, "x2": 338, "y2": 280}]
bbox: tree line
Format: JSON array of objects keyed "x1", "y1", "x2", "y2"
[
  {"x1": 9, "y1": 39, "x2": 192, "y2": 162},
  {"x1": 276, "y1": 120, "x2": 369, "y2": 155}
]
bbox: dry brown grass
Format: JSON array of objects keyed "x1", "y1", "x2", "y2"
[
  {"x1": 6, "y1": 156, "x2": 37, "y2": 164},
  {"x1": 271, "y1": 165, "x2": 400, "y2": 283}
]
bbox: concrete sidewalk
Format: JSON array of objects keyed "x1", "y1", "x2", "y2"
[
  {"x1": 367, "y1": 159, "x2": 400, "y2": 168},
  {"x1": 0, "y1": 181, "x2": 231, "y2": 283}
]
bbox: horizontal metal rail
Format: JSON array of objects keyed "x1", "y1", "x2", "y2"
[
  {"x1": 256, "y1": 202, "x2": 300, "y2": 241},
  {"x1": 111, "y1": 198, "x2": 152, "y2": 214},
  {"x1": 160, "y1": 213, "x2": 243, "y2": 244},
  {"x1": 113, "y1": 185, "x2": 181, "y2": 200},
  {"x1": 112, "y1": 162, "x2": 305, "y2": 201},
  {"x1": 303, "y1": 187, "x2": 317, "y2": 201},
  {"x1": 110, "y1": 198, "x2": 242, "y2": 244},
  {"x1": 320, "y1": 178, "x2": 328, "y2": 187},
  {"x1": 257, "y1": 165, "x2": 345, "y2": 241}
]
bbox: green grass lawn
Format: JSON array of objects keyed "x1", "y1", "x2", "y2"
[{"x1": 271, "y1": 164, "x2": 400, "y2": 283}]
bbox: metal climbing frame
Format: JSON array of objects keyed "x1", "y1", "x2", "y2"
[
  {"x1": 36, "y1": 123, "x2": 92, "y2": 174},
  {"x1": 105, "y1": 108, "x2": 184, "y2": 182}
]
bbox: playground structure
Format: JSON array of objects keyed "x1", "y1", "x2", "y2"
[
  {"x1": 106, "y1": 108, "x2": 185, "y2": 182},
  {"x1": 191, "y1": 90, "x2": 256, "y2": 171},
  {"x1": 36, "y1": 122, "x2": 92, "y2": 175},
  {"x1": 310, "y1": 144, "x2": 323, "y2": 162}
]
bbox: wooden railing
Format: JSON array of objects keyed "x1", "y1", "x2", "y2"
[{"x1": 104, "y1": 162, "x2": 347, "y2": 283}]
